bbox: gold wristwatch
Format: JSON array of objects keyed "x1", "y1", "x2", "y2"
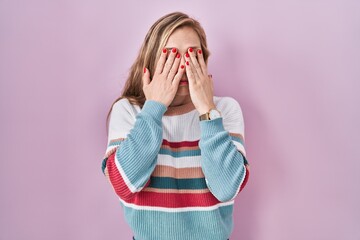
[{"x1": 199, "y1": 108, "x2": 221, "y2": 121}]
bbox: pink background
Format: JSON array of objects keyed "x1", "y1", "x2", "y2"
[{"x1": 1, "y1": 1, "x2": 359, "y2": 239}]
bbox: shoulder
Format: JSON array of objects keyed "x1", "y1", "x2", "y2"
[
  {"x1": 111, "y1": 98, "x2": 141, "y2": 119},
  {"x1": 213, "y1": 96, "x2": 243, "y2": 117},
  {"x1": 213, "y1": 96, "x2": 245, "y2": 134}
]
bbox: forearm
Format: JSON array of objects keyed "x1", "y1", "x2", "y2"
[
  {"x1": 199, "y1": 117, "x2": 248, "y2": 202},
  {"x1": 104, "y1": 100, "x2": 167, "y2": 200}
]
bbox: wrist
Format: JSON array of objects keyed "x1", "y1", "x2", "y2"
[
  {"x1": 199, "y1": 108, "x2": 222, "y2": 121},
  {"x1": 198, "y1": 104, "x2": 216, "y2": 115},
  {"x1": 141, "y1": 100, "x2": 167, "y2": 119}
]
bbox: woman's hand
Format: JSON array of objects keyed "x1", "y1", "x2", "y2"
[
  {"x1": 184, "y1": 48, "x2": 216, "y2": 115},
  {"x1": 143, "y1": 48, "x2": 185, "y2": 107}
]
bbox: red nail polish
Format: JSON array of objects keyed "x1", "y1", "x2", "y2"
[
  {"x1": 186, "y1": 61, "x2": 189, "y2": 66},
  {"x1": 185, "y1": 53, "x2": 190, "y2": 58},
  {"x1": 181, "y1": 65, "x2": 184, "y2": 69},
  {"x1": 172, "y1": 48, "x2": 177, "y2": 53},
  {"x1": 176, "y1": 53, "x2": 180, "y2": 58},
  {"x1": 198, "y1": 49, "x2": 202, "y2": 54},
  {"x1": 163, "y1": 49, "x2": 167, "y2": 53},
  {"x1": 189, "y1": 48, "x2": 193, "y2": 52},
  {"x1": 143, "y1": 67, "x2": 146, "y2": 73}
]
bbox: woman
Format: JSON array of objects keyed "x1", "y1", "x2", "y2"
[{"x1": 101, "y1": 11, "x2": 250, "y2": 240}]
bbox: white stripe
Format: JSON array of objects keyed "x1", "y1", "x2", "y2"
[
  {"x1": 118, "y1": 197, "x2": 234, "y2": 212},
  {"x1": 157, "y1": 154, "x2": 202, "y2": 168},
  {"x1": 105, "y1": 145, "x2": 119, "y2": 157}
]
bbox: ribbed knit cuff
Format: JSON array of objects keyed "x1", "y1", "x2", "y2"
[
  {"x1": 141, "y1": 100, "x2": 167, "y2": 120},
  {"x1": 199, "y1": 117, "x2": 226, "y2": 138}
]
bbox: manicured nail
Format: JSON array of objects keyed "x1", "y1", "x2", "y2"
[
  {"x1": 176, "y1": 53, "x2": 180, "y2": 58},
  {"x1": 163, "y1": 49, "x2": 167, "y2": 53},
  {"x1": 143, "y1": 67, "x2": 146, "y2": 73},
  {"x1": 172, "y1": 48, "x2": 177, "y2": 53},
  {"x1": 186, "y1": 61, "x2": 189, "y2": 66},
  {"x1": 189, "y1": 48, "x2": 193, "y2": 52},
  {"x1": 185, "y1": 53, "x2": 190, "y2": 58},
  {"x1": 198, "y1": 49, "x2": 202, "y2": 54},
  {"x1": 181, "y1": 65, "x2": 184, "y2": 69}
]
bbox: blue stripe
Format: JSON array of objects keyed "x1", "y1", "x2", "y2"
[
  {"x1": 122, "y1": 203, "x2": 234, "y2": 240},
  {"x1": 149, "y1": 176, "x2": 207, "y2": 190},
  {"x1": 159, "y1": 148, "x2": 201, "y2": 157},
  {"x1": 133, "y1": 238, "x2": 229, "y2": 240},
  {"x1": 108, "y1": 140, "x2": 124, "y2": 147}
]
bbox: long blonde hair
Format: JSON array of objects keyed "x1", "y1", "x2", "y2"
[{"x1": 106, "y1": 12, "x2": 210, "y2": 133}]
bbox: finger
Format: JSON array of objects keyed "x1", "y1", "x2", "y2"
[
  {"x1": 172, "y1": 62, "x2": 185, "y2": 86},
  {"x1": 162, "y1": 48, "x2": 178, "y2": 75},
  {"x1": 185, "y1": 52, "x2": 200, "y2": 81},
  {"x1": 167, "y1": 53, "x2": 181, "y2": 81},
  {"x1": 185, "y1": 58, "x2": 196, "y2": 84},
  {"x1": 197, "y1": 49, "x2": 208, "y2": 76},
  {"x1": 154, "y1": 48, "x2": 167, "y2": 75},
  {"x1": 142, "y1": 67, "x2": 151, "y2": 85},
  {"x1": 187, "y1": 47, "x2": 203, "y2": 76},
  {"x1": 208, "y1": 74, "x2": 214, "y2": 88}
]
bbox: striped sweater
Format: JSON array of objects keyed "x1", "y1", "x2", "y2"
[{"x1": 101, "y1": 96, "x2": 250, "y2": 240}]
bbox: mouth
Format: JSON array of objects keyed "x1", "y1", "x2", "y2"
[{"x1": 179, "y1": 79, "x2": 188, "y2": 85}]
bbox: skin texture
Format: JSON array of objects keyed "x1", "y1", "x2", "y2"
[{"x1": 143, "y1": 26, "x2": 216, "y2": 114}]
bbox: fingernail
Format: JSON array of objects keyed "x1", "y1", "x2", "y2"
[
  {"x1": 181, "y1": 65, "x2": 184, "y2": 69},
  {"x1": 198, "y1": 49, "x2": 202, "y2": 54},
  {"x1": 163, "y1": 49, "x2": 167, "y2": 53},
  {"x1": 143, "y1": 67, "x2": 146, "y2": 73},
  {"x1": 189, "y1": 48, "x2": 193, "y2": 52},
  {"x1": 186, "y1": 61, "x2": 189, "y2": 66},
  {"x1": 172, "y1": 48, "x2": 177, "y2": 53},
  {"x1": 185, "y1": 53, "x2": 190, "y2": 58},
  {"x1": 176, "y1": 53, "x2": 180, "y2": 58}
]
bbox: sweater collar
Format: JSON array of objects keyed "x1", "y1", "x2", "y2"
[{"x1": 164, "y1": 100, "x2": 196, "y2": 116}]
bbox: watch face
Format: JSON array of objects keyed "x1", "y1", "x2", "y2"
[{"x1": 209, "y1": 109, "x2": 221, "y2": 119}]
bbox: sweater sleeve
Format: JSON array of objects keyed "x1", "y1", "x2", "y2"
[
  {"x1": 199, "y1": 97, "x2": 250, "y2": 202},
  {"x1": 101, "y1": 99, "x2": 167, "y2": 201}
]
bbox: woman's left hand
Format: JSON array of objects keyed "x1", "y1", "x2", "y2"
[{"x1": 184, "y1": 48, "x2": 216, "y2": 115}]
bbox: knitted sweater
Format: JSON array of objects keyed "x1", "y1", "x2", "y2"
[{"x1": 101, "y1": 96, "x2": 250, "y2": 240}]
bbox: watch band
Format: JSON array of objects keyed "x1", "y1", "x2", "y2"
[
  {"x1": 199, "y1": 108, "x2": 221, "y2": 121},
  {"x1": 199, "y1": 112, "x2": 210, "y2": 121}
]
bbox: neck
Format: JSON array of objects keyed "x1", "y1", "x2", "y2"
[
  {"x1": 165, "y1": 94, "x2": 195, "y2": 116},
  {"x1": 169, "y1": 95, "x2": 192, "y2": 107}
]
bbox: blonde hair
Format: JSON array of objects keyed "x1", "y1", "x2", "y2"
[{"x1": 105, "y1": 12, "x2": 210, "y2": 133}]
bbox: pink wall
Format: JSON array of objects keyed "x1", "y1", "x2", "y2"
[{"x1": 1, "y1": 1, "x2": 359, "y2": 239}]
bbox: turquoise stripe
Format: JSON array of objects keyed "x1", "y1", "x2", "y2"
[
  {"x1": 230, "y1": 135, "x2": 244, "y2": 146},
  {"x1": 149, "y1": 176, "x2": 207, "y2": 190},
  {"x1": 159, "y1": 148, "x2": 201, "y2": 157},
  {"x1": 101, "y1": 158, "x2": 107, "y2": 175}
]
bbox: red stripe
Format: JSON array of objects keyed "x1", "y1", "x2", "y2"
[
  {"x1": 239, "y1": 166, "x2": 250, "y2": 192},
  {"x1": 107, "y1": 152, "x2": 150, "y2": 201},
  {"x1": 123, "y1": 191, "x2": 221, "y2": 208},
  {"x1": 162, "y1": 139, "x2": 199, "y2": 148}
]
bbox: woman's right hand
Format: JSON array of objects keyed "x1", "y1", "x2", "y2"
[{"x1": 142, "y1": 48, "x2": 185, "y2": 107}]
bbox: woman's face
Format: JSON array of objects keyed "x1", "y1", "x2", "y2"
[{"x1": 164, "y1": 26, "x2": 202, "y2": 96}]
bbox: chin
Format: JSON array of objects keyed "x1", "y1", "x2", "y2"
[{"x1": 176, "y1": 87, "x2": 190, "y2": 96}]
